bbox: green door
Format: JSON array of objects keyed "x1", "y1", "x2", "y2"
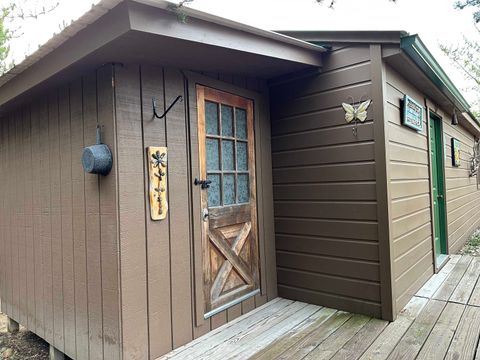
[{"x1": 430, "y1": 114, "x2": 448, "y2": 265}]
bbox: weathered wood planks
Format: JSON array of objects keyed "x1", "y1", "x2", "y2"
[
  {"x1": 433, "y1": 255, "x2": 472, "y2": 301},
  {"x1": 387, "y1": 299, "x2": 446, "y2": 360}
]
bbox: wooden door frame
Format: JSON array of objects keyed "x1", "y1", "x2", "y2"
[
  {"x1": 185, "y1": 71, "x2": 272, "y2": 328},
  {"x1": 426, "y1": 104, "x2": 450, "y2": 273}
]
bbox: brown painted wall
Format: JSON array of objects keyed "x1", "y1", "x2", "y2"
[
  {"x1": 385, "y1": 65, "x2": 434, "y2": 312},
  {"x1": 386, "y1": 64, "x2": 480, "y2": 312},
  {"x1": 113, "y1": 64, "x2": 277, "y2": 359},
  {"x1": 0, "y1": 66, "x2": 121, "y2": 359},
  {"x1": 269, "y1": 45, "x2": 383, "y2": 318},
  {"x1": 0, "y1": 63, "x2": 276, "y2": 360},
  {"x1": 444, "y1": 115, "x2": 480, "y2": 253}
]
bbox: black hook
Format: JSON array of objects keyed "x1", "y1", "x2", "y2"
[{"x1": 153, "y1": 95, "x2": 183, "y2": 119}]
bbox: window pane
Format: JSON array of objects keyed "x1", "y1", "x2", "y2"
[
  {"x1": 237, "y1": 142, "x2": 248, "y2": 171},
  {"x1": 222, "y1": 140, "x2": 235, "y2": 171},
  {"x1": 206, "y1": 138, "x2": 220, "y2": 171},
  {"x1": 223, "y1": 174, "x2": 235, "y2": 205},
  {"x1": 238, "y1": 174, "x2": 250, "y2": 203},
  {"x1": 206, "y1": 101, "x2": 219, "y2": 135},
  {"x1": 221, "y1": 105, "x2": 234, "y2": 137},
  {"x1": 236, "y1": 108, "x2": 247, "y2": 140},
  {"x1": 207, "y1": 174, "x2": 221, "y2": 207}
]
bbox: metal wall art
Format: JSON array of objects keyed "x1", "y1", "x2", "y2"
[
  {"x1": 147, "y1": 146, "x2": 168, "y2": 220},
  {"x1": 342, "y1": 98, "x2": 371, "y2": 137},
  {"x1": 451, "y1": 138, "x2": 461, "y2": 167}
]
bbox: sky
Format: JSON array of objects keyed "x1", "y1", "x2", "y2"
[{"x1": 5, "y1": 0, "x2": 479, "y2": 108}]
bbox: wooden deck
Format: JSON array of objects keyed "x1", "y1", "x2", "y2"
[{"x1": 160, "y1": 254, "x2": 480, "y2": 360}]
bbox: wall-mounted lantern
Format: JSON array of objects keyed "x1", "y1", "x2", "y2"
[{"x1": 452, "y1": 110, "x2": 459, "y2": 125}]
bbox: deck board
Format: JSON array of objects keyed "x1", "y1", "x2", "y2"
[
  {"x1": 273, "y1": 311, "x2": 352, "y2": 360},
  {"x1": 445, "y1": 306, "x2": 480, "y2": 360},
  {"x1": 416, "y1": 302, "x2": 465, "y2": 359},
  {"x1": 250, "y1": 307, "x2": 337, "y2": 360},
  {"x1": 433, "y1": 255, "x2": 472, "y2": 301},
  {"x1": 416, "y1": 254, "x2": 460, "y2": 298},
  {"x1": 450, "y1": 257, "x2": 480, "y2": 304},
  {"x1": 158, "y1": 255, "x2": 480, "y2": 360},
  {"x1": 330, "y1": 318, "x2": 388, "y2": 360},
  {"x1": 386, "y1": 299, "x2": 446, "y2": 360},
  {"x1": 303, "y1": 314, "x2": 371, "y2": 360}
]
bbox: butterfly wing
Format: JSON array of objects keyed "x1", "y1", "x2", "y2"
[
  {"x1": 342, "y1": 103, "x2": 355, "y2": 123},
  {"x1": 356, "y1": 99, "x2": 371, "y2": 122}
]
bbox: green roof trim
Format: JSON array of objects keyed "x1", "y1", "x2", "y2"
[{"x1": 400, "y1": 34, "x2": 479, "y2": 125}]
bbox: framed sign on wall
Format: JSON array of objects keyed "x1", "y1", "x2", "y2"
[
  {"x1": 402, "y1": 95, "x2": 423, "y2": 132},
  {"x1": 451, "y1": 138, "x2": 461, "y2": 167}
]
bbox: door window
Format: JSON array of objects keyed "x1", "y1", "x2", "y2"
[{"x1": 205, "y1": 101, "x2": 250, "y2": 207}]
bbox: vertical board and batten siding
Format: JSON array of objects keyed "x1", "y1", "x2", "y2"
[
  {"x1": 270, "y1": 45, "x2": 383, "y2": 318},
  {"x1": 0, "y1": 66, "x2": 121, "y2": 359},
  {"x1": 443, "y1": 113, "x2": 480, "y2": 253},
  {"x1": 113, "y1": 65, "x2": 276, "y2": 359},
  {"x1": 386, "y1": 63, "x2": 480, "y2": 311}
]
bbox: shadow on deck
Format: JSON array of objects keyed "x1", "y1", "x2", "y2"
[{"x1": 160, "y1": 254, "x2": 480, "y2": 360}]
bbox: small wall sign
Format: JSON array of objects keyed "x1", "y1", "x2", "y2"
[
  {"x1": 402, "y1": 95, "x2": 423, "y2": 132},
  {"x1": 147, "y1": 146, "x2": 168, "y2": 220},
  {"x1": 451, "y1": 138, "x2": 461, "y2": 167}
]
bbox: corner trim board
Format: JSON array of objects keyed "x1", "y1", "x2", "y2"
[{"x1": 370, "y1": 44, "x2": 396, "y2": 320}]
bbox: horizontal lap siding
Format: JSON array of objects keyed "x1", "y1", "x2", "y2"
[
  {"x1": 0, "y1": 67, "x2": 121, "y2": 359},
  {"x1": 443, "y1": 117, "x2": 480, "y2": 253},
  {"x1": 386, "y1": 65, "x2": 434, "y2": 312},
  {"x1": 270, "y1": 45, "x2": 382, "y2": 318},
  {"x1": 114, "y1": 66, "x2": 277, "y2": 359}
]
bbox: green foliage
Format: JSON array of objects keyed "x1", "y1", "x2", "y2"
[
  {"x1": 0, "y1": 1, "x2": 58, "y2": 75},
  {"x1": 316, "y1": 0, "x2": 336, "y2": 7},
  {"x1": 440, "y1": 1, "x2": 480, "y2": 115},
  {"x1": 168, "y1": 0, "x2": 195, "y2": 23},
  {"x1": 455, "y1": 0, "x2": 480, "y2": 22},
  {"x1": 0, "y1": 5, "x2": 12, "y2": 75},
  {"x1": 315, "y1": 0, "x2": 396, "y2": 8},
  {"x1": 460, "y1": 228, "x2": 480, "y2": 255}
]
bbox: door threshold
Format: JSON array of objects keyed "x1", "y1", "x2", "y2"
[
  {"x1": 204, "y1": 289, "x2": 260, "y2": 319},
  {"x1": 436, "y1": 254, "x2": 449, "y2": 271}
]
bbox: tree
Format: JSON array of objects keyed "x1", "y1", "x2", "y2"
[
  {"x1": 0, "y1": 1, "x2": 58, "y2": 74},
  {"x1": 440, "y1": 1, "x2": 480, "y2": 115},
  {"x1": 454, "y1": 0, "x2": 480, "y2": 22}
]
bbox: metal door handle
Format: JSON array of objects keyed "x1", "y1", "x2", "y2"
[
  {"x1": 202, "y1": 208, "x2": 209, "y2": 222},
  {"x1": 194, "y1": 178, "x2": 212, "y2": 189}
]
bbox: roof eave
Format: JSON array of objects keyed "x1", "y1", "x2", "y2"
[
  {"x1": 276, "y1": 30, "x2": 409, "y2": 44},
  {"x1": 134, "y1": 0, "x2": 327, "y2": 53},
  {"x1": 400, "y1": 34, "x2": 479, "y2": 125},
  {"x1": 0, "y1": 0, "x2": 326, "y2": 109}
]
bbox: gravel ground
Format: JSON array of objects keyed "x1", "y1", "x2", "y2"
[
  {"x1": 0, "y1": 312, "x2": 48, "y2": 359},
  {"x1": 458, "y1": 228, "x2": 480, "y2": 256}
]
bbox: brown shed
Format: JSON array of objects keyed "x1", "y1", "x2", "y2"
[{"x1": 0, "y1": 2, "x2": 479, "y2": 359}]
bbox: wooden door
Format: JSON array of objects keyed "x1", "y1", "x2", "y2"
[{"x1": 196, "y1": 85, "x2": 260, "y2": 318}]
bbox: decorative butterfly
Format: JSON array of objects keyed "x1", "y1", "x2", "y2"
[{"x1": 342, "y1": 99, "x2": 371, "y2": 123}]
